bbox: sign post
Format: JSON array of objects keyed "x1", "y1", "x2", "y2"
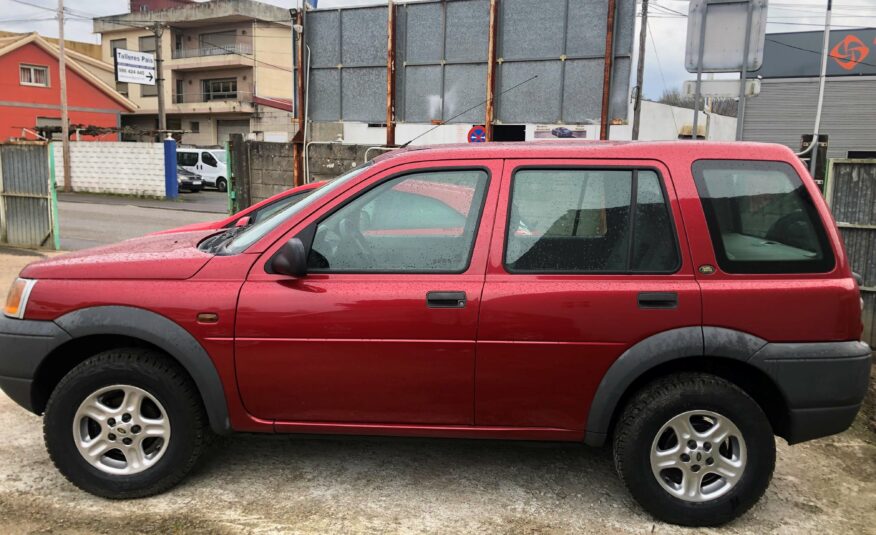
[{"x1": 685, "y1": 0, "x2": 769, "y2": 140}]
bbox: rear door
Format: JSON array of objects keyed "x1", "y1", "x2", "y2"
[
  {"x1": 476, "y1": 159, "x2": 701, "y2": 430},
  {"x1": 235, "y1": 160, "x2": 502, "y2": 425}
]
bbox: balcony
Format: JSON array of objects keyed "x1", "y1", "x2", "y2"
[{"x1": 171, "y1": 42, "x2": 253, "y2": 59}]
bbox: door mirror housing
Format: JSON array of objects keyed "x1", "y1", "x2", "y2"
[
  {"x1": 234, "y1": 215, "x2": 251, "y2": 228},
  {"x1": 271, "y1": 237, "x2": 308, "y2": 277}
]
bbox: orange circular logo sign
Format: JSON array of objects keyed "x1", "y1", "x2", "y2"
[{"x1": 831, "y1": 34, "x2": 870, "y2": 71}]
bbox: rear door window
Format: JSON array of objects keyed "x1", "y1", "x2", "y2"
[
  {"x1": 505, "y1": 168, "x2": 679, "y2": 273},
  {"x1": 692, "y1": 160, "x2": 834, "y2": 274}
]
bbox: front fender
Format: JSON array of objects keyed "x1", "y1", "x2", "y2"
[{"x1": 53, "y1": 306, "x2": 230, "y2": 434}]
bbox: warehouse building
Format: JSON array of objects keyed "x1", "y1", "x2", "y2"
[{"x1": 742, "y1": 28, "x2": 876, "y2": 160}]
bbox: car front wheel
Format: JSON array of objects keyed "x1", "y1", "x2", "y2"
[
  {"x1": 216, "y1": 178, "x2": 227, "y2": 192},
  {"x1": 613, "y1": 373, "x2": 775, "y2": 526},
  {"x1": 43, "y1": 348, "x2": 208, "y2": 498}
]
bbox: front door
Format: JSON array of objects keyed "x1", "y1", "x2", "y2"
[
  {"x1": 235, "y1": 160, "x2": 502, "y2": 425},
  {"x1": 476, "y1": 160, "x2": 702, "y2": 431}
]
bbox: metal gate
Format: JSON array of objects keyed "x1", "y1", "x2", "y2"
[
  {"x1": 825, "y1": 159, "x2": 876, "y2": 346},
  {"x1": 0, "y1": 143, "x2": 58, "y2": 249}
]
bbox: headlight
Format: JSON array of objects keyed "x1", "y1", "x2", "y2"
[
  {"x1": 177, "y1": 175, "x2": 184, "y2": 184},
  {"x1": 4, "y1": 278, "x2": 37, "y2": 319}
]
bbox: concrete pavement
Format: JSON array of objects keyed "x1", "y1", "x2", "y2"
[
  {"x1": 58, "y1": 191, "x2": 229, "y2": 214},
  {"x1": 57, "y1": 193, "x2": 225, "y2": 250}
]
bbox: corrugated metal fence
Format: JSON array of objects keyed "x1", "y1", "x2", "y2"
[
  {"x1": 0, "y1": 143, "x2": 58, "y2": 249},
  {"x1": 825, "y1": 159, "x2": 876, "y2": 346}
]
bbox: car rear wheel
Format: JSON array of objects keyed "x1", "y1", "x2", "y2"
[
  {"x1": 43, "y1": 348, "x2": 208, "y2": 498},
  {"x1": 612, "y1": 373, "x2": 775, "y2": 526},
  {"x1": 216, "y1": 178, "x2": 227, "y2": 192}
]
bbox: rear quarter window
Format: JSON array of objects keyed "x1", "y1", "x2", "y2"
[{"x1": 692, "y1": 160, "x2": 835, "y2": 274}]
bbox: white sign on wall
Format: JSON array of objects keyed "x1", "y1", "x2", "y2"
[
  {"x1": 683, "y1": 79, "x2": 761, "y2": 98},
  {"x1": 114, "y1": 48, "x2": 156, "y2": 85}
]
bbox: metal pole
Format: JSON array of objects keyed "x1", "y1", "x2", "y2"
[
  {"x1": 735, "y1": 0, "x2": 754, "y2": 141},
  {"x1": 600, "y1": 0, "x2": 617, "y2": 140},
  {"x1": 290, "y1": 9, "x2": 297, "y2": 118},
  {"x1": 632, "y1": 0, "x2": 648, "y2": 140},
  {"x1": 57, "y1": 0, "x2": 72, "y2": 193},
  {"x1": 386, "y1": 0, "x2": 396, "y2": 147},
  {"x1": 154, "y1": 23, "x2": 166, "y2": 134},
  {"x1": 809, "y1": 0, "x2": 832, "y2": 177},
  {"x1": 485, "y1": 0, "x2": 498, "y2": 141},
  {"x1": 293, "y1": 8, "x2": 305, "y2": 187},
  {"x1": 691, "y1": 3, "x2": 707, "y2": 141}
]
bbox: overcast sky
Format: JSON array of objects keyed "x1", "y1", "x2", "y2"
[{"x1": 1, "y1": 0, "x2": 874, "y2": 99}]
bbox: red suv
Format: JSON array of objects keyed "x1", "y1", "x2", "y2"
[{"x1": 1, "y1": 142, "x2": 870, "y2": 526}]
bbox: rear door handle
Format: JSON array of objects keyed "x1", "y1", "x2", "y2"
[
  {"x1": 638, "y1": 292, "x2": 678, "y2": 309},
  {"x1": 427, "y1": 291, "x2": 466, "y2": 309}
]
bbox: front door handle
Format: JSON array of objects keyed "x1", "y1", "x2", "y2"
[
  {"x1": 427, "y1": 291, "x2": 466, "y2": 309},
  {"x1": 638, "y1": 292, "x2": 678, "y2": 309}
]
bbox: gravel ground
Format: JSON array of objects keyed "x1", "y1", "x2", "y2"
[{"x1": 1, "y1": 249, "x2": 874, "y2": 534}]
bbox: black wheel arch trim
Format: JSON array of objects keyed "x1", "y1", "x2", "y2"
[
  {"x1": 584, "y1": 327, "x2": 707, "y2": 446},
  {"x1": 52, "y1": 306, "x2": 231, "y2": 434},
  {"x1": 585, "y1": 325, "x2": 871, "y2": 446}
]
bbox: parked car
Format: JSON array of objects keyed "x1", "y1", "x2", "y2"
[
  {"x1": 1, "y1": 142, "x2": 870, "y2": 527},
  {"x1": 176, "y1": 166, "x2": 203, "y2": 193},
  {"x1": 177, "y1": 147, "x2": 228, "y2": 191},
  {"x1": 152, "y1": 181, "x2": 325, "y2": 235}
]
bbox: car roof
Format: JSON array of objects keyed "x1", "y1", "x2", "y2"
[{"x1": 370, "y1": 140, "x2": 799, "y2": 165}]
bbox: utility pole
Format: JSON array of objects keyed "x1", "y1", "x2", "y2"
[
  {"x1": 57, "y1": 0, "x2": 72, "y2": 192},
  {"x1": 153, "y1": 23, "x2": 167, "y2": 134},
  {"x1": 809, "y1": 0, "x2": 832, "y2": 177},
  {"x1": 631, "y1": 0, "x2": 648, "y2": 140}
]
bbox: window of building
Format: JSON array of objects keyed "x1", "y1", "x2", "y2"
[
  {"x1": 138, "y1": 35, "x2": 156, "y2": 53},
  {"x1": 20, "y1": 64, "x2": 49, "y2": 87},
  {"x1": 36, "y1": 117, "x2": 63, "y2": 140},
  {"x1": 202, "y1": 78, "x2": 237, "y2": 101},
  {"x1": 110, "y1": 38, "x2": 127, "y2": 54},
  {"x1": 505, "y1": 168, "x2": 679, "y2": 273},
  {"x1": 198, "y1": 30, "x2": 238, "y2": 55},
  {"x1": 692, "y1": 160, "x2": 834, "y2": 274},
  {"x1": 190, "y1": 121, "x2": 200, "y2": 133},
  {"x1": 115, "y1": 81, "x2": 129, "y2": 97},
  {"x1": 308, "y1": 169, "x2": 489, "y2": 273}
]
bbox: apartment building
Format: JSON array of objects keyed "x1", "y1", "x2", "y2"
[{"x1": 94, "y1": 0, "x2": 296, "y2": 146}]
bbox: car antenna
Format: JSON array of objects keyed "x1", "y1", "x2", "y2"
[{"x1": 398, "y1": 74, "x2": 538, "y2": 148}]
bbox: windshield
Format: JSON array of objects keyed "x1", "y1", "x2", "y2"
[
  {"x1": 222, "y1": 163, "x2": 372, "y2": 254},
  {"x1": 213, "y1": 151, "x2": 227, "y2": 164}
]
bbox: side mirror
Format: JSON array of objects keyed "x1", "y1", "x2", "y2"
[
  {"x1": 271, "y1": 237, "x2": 308, "y2": 277},
  {"x1": 234, "y1": 215, "x2": 251, "y2": 228}
]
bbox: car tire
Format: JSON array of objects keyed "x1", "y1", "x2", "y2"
[
  {"x1": 612, "y1": 373, "x2": 775, "y2": 527},
  {"x1": 216, "y1": 178, "x2": 227, "y2": 192},
  {"x1": 43, "y1": 348, "x2": 209, "y2": 499}
]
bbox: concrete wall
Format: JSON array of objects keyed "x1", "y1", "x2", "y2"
[
  {"x1": 252, "y1": 22, "x2": 294, "y2": 99},
  {"x1": 251, "y1": 109, "x2": 296, "y2": 142},
  {"x1": 245, "y1": 141, "x2": 295, "y2": 204},
  {"x1": 53, "y1": 142, "x2": 166, "y2": 196},
  {"x1": 308, "y1": 143, "x2": 370, "y2": 182}
]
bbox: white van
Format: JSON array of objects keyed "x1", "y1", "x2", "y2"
[{"x1": 177, "y1": 148, "x2": 229, "y2": 191}]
